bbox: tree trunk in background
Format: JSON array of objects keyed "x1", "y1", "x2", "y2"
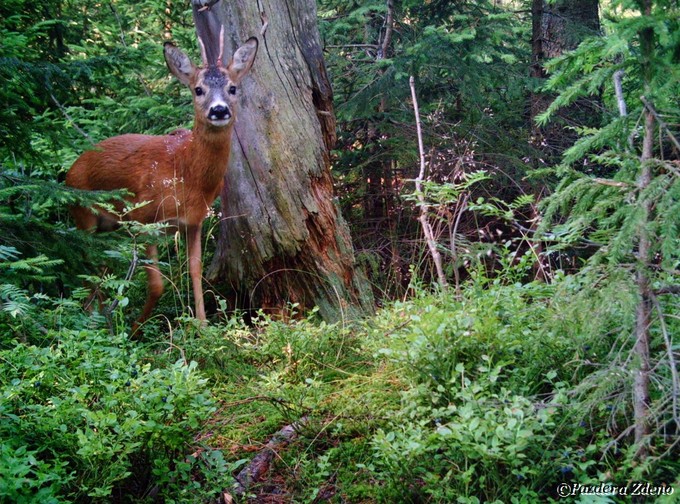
[
  {"x1": 531, "y1": 0, "x2": 600, "y2": 161},
  {"x1": 529, "y1": 0, "x2": 600, "y2": 280},
  {"x1": 206, "y1": 0, "x2": 374, "y2": 321}
]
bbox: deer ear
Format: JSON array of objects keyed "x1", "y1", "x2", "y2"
[
  {"x1": 164, "y1": 42, "x2": 196, "y2": 86},
  {"x1": 227, "y1": 37, "x2": 258, "y2": 84}
]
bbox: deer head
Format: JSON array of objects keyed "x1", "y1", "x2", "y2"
[{"x1": 163, "y1": 34, "x2": 258, "y2": 128}]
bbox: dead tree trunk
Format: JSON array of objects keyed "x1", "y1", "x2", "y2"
[{"x1": 205, "y1": 0, "x2": 374, "y2": 321}]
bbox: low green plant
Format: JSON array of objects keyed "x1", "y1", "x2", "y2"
[
  {"x1": 372, "y1": 364, "x2": 564, "y2": 503},
  {"x1": 0, "y1": 327, "x2": 227, "y2": 501}
]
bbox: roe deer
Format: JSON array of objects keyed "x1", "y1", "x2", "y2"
[{"x1": 66, "y1": 33, "x2": 258, "y2": 329}]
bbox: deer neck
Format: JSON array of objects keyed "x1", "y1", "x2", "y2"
[{"x1": 183, "y1": 120, "x2": 234, "y2": 189}]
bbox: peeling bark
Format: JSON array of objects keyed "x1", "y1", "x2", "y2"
[{"x1": 206, "y1": 0, "x2": 373, "y2": 321}]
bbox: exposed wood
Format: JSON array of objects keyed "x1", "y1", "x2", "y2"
[
  {"x1": 230, "y1": 418, "x2": 307, "y2": 498},
  {"x1": 613, "y1": 70, "x2": 627, "y2": 117}
]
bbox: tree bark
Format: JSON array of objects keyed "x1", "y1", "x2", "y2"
[
  {"x1": 205, "y1": 0, "x2": 374, "y2": 321},
  {"x1": 632, "y1": 0, "x2": 655, "y2": 459}
]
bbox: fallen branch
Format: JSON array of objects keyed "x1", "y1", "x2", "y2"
[{"x1": 226, "y1": 417, "x2": 308, "y2": 500}]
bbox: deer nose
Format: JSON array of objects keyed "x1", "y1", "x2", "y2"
[{"x1": 208, "y1": 105, "x2": 231, "y2": 121}]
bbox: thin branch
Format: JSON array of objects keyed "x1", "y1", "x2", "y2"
[
  {"x1": 409, "y1": 76, "x2": 448, "y2": 290},
  {"x1": 260, "y1": 11, "x2": 269, "y2": 37},
  {"x1": 49, "y1": 93, "x2": 94, "y2": 144},
  {"x1": 654, "y1": 285, "x2": 680, "y2": 296},
  {"x1": 378, "y1": 0, "x2": 394, "y2": 59},
  {"x1": 106, "y1": 246, "x2": 139, "y2": 319},
  {"x1": 641, "y1": 95, "x2": 680, "y2": 154},
  {"x1": 651, "y1": 294, "x2": 679, "y2": 427},
  {"x1": 450, "y1": 192, "x2": 468, "y2": 298},
  {"x1": 326, "y1": 43, "x2": 379, "y2": 49},
  {"x1": 592, "y1": 177, "x2": 631, "y2": 188},
  {"x1": 613, "y1": 70, "x2": 627, "y2": 117}
]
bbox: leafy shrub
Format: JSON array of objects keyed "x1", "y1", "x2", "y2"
[
  {"x1": 376, "y1": 277, "x2": 575, "y2": 395},
  {"x1": 0, "y1": 328, "x2": 225, "y2": 501},
  {"x1": 372, "y1": 364, "x2": 564, "y2": 503},
  {"x1": 365, "y1": 280, "x2": 590, "y2": 502}
]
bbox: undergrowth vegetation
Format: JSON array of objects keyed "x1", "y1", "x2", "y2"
[{"x1": 2, "y1": 250, "x2": 680, "y2": 501}]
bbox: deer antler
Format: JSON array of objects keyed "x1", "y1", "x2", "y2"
[
  {"x1": 216, "y1": 25, "x2": 226, "y2": 67},
  {"x1": 197, "y1": 36, "x2": 209, "y2": 66}
]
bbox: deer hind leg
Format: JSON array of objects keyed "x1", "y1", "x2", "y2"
[
  {"x1": 70, "y1": 205, "x2": 98, "y2": 231},
  {"x1": 132, "y1": 244, "x2": 164, "y2": 333},
  {"x1": 186, "y1": 225, "x2": 206, "y2": 322}
]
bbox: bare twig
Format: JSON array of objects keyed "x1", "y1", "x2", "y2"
[
  {"x1": 651, "y1": 293, "x2": 680, "y2": 426},
  {"x1": 409, "y1": 76, "x2": 448, "y2": 290},
  {"x1": 449, "y1": 193, "x2": 468, "y2": 298},
  {"x1": 592, "y1": 177, "x2": 630, "y2": 188},
  {"x1": 109, "y1": 3, "x2": 152, "y2": 96},
  {"x1": 654, "y1": 285, "x2": 680, "y2": 295},
  {"x1": 105, "y1": 246, "x2": 139, "y2": 317},
  {"x1": 641, "y1": 95, "x2": 680, "y2": 154},
  {"x1": 326, "y1": 43, "x2": 379, "y2": 49},
  {"x1": 49, "y1": 93, "x2": 93, "y2": 144},
  {"x1": 260, "y1": 11, "x2": 269, "y2": 37},
  {"x1": 613, "y1": 70, "x2": 627, "y2": 117}
]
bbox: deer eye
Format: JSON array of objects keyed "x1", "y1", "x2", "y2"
[
  {"x1": 195, "y1": 87, "x2": 204, "y2": 96},
  {"x1": 228, "y1": 86, "x2": 237, "y2": 95}
]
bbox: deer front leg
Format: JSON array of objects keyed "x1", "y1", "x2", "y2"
[{"x1": 186, "y1": 224, "x2": 207, "y2": 322}]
